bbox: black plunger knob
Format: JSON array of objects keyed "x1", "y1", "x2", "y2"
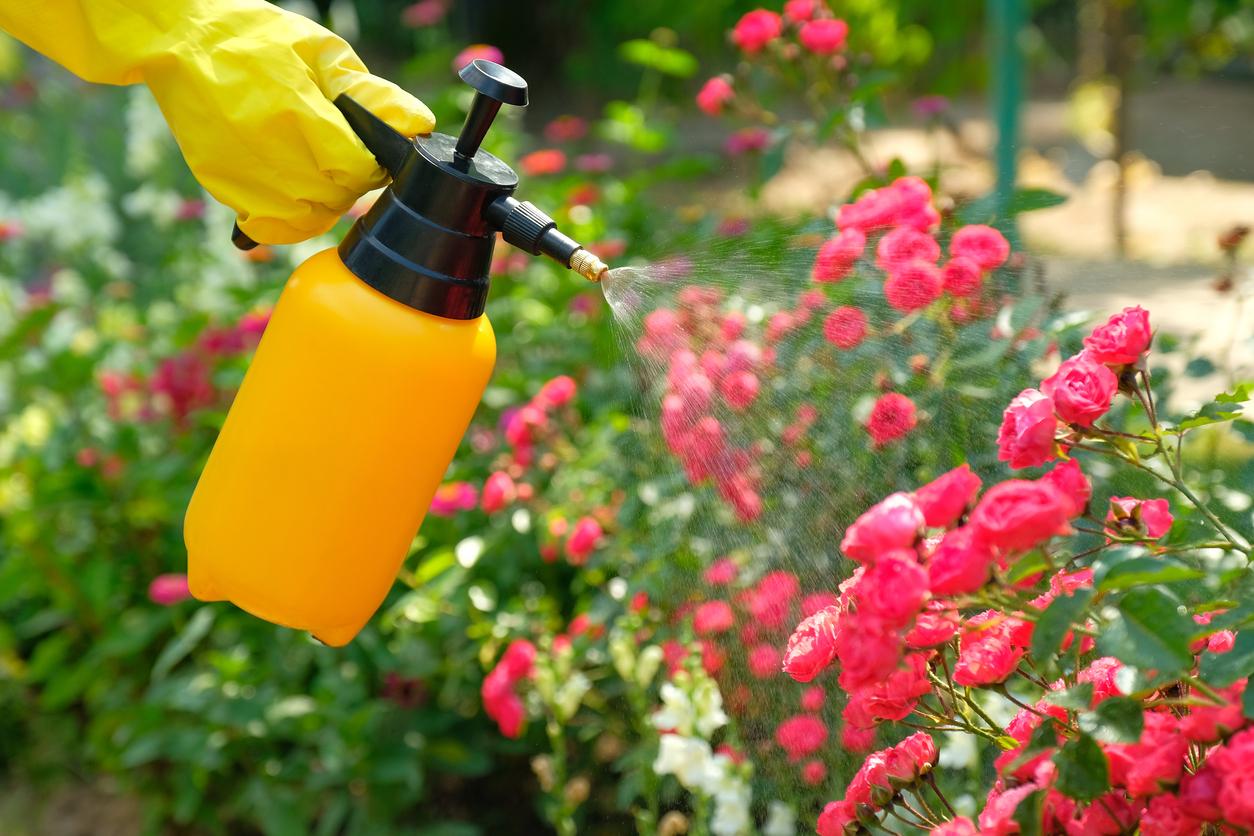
[{"x1": 454, "y1": 60, "x2": 529, "y2": 167}]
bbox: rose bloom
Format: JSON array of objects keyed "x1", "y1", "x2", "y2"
[
  {"x1": 865, "y1": 392, "x2": 918, "y2": 447},
  {"x1": 952, "y1": 611, "x2": 1027, "y2": 686},
  {"x1": 840, "y1": 491, "x2": 924, "y2": 562},
  {"x1": 704, "y1": 557, "x2": 738, "y2": 585},
  {"x1": 997, "y1": 388, "x2": 1059, "y2": 469},
  {"x1": 775, "y1": 714, "x2": 828, "y2": 760},
  {"x1": 724, "y1": 127, "x2": 769, "y2": 156},
  {"x1": 696, "y1": 76, "x2": 735, "y2": 116},
  {"x1": 969, "y1": 479, "x2": 1071, "y2": 555},
  {"x1": 822, "y1": 305, "x2": 868, "y2": 349},
  {"x1": 883, "y1": 261, "x2": 943, "y2": 312},
  {"x1": 1141, "y1": 796, "x2": 1204, "y2": 836},
  {"x1": 543, "y1": 115, "x2": 587, "y2": 143},
  {"x1": 519, "y1": 149, "x2": 567, "y2": 177},
  {"x1": 720, "y1": 370, "x2": 759, "y2": 411},
  {"x1": 798, "y1": 18, "x2": 849, "y2": 54},
  {"x1": 813, "y1": 228, "x2": 867, "y2": 282},
  {"x1": 1083, "y1": 305, "x2": 1152, "y2": 366},
  {"x1": 931, "y1": 818, "x2": 978, "y2": 836},
  {"x1": 802, "y1": 759, "x2": 827, "y2": 785},
  {"x1": 480, "y1": 471, "x2": 517, "y2": 514},
  {"x1": 401, "y1": 0, "x2": 446, "y2": 27},
  {"x1": 783, "y1": 0, "x2": 817, "y2": 22},
  {"x1": 564, "y1": 516, "x2": 603, "y2": 564},
  {"x1": 536, "y1": 374, "x2": 577, "y2": 408},
  {"x1": 876, "y1": 226, "x2": 941, "y2": 271},
  {"x1": 149, "y1": 573, "x2": 191, "y2": 606},
  {"x1": 906, "y1": 602, "x2": 959, "y2": 647},
  {"x1": 914, "y1": 463, "x2": 982, "y2": 528},
  {"x1": 1106, "y1": 496, "x2": 1174, "y2": 540},
  {"x1": 782, "y1": 605, "x2": 841, "y2": 682},
  {"x1": 1041, "y1": 458, "x2": 1091, "y2": 517},
  {"x1": 950, "y1": 224, "x2": 1010, "y2": 270},
  {"x1": 1041, "y1": 352, "x2": 1118, "y2": 427},
  {"x1": 452, "y1": 44, "x2": 504, "y2": 72},
  {"x1": 816, "y1": 801, "x2": 857, "y2": 836},
  {"x1": 857, "y1": 550, "x2": 929, "y2": 627},
  {"x1": 941, "y1": 256, "x2": 983, "y2": 297},
  {"x1": 693, "y1": 600, "x2": 735, "y2": 635},
  {"x1": 748, "y1": 643, "x2": 782, "y2": 678},
  {"x1": 430, "y1": 481, "x2": 478, "y2": 516},
  {"x1": 927, "y1": 527, "x2": 994, "y2": 595},
  {"x1": 731, "y1": 9, "x2": 783, "y2": 54},
  {"x1": 801, "y1": 685, "x2": 825, "y2": 712}
]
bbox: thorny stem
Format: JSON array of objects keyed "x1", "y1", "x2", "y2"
[
  {"x1": 925, "y1": 774, "x2": 958, "y2": 818},
  {"x1": 1182, "y1": 675, "x2": 1229, "y2": 706},
  {"x1": 886, "y1": 804, "x2": 932, "y2": 831},
  {"x1": 897, "y1": 796, "x2": 940, "y2": 828},
  {"x1": 911, "y1": 785, "x2": 942, "y2": 823}
]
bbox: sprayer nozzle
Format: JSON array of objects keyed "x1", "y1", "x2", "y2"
[{"x1": 569, "y1": 248, "x2": 608, "y2": 282}]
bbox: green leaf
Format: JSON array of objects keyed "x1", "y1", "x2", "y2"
[
  {"x1": 1096, "y1": 587, "x2": 1195, "y2": 675},
  {"x1": 1005, "y1": 550, "x2": 1050, "y2": 584},
  {"x1": 1244, "y1": 684, "x2": 1254, "y2": 721},
  {"x1": 617, "y1": 40, "x2": 698, "y2": 78},
  {"x1": 1011, "y1": 788, "x2": 1045, "y2": 836},
  {"x1": 1200, "y1": 630, "x2": 1254, "y2": 687},
  {"x1": 1173, "y1": 383, "x2": 1250, "y2": 431},
  {"x1": 1033, "y1": 589, "x2": 1094, "y2": 663},
  {"x1": 1046, "y1": 682, "x2": 1095, "y2": 711},
  {"x1": 1052, "y1": 733, "x2": 1110, "y2": 801},
  {"x1": 1010, "y1": 188, "x2": 1068, "y2": 214},
  {"x1": 758, "y1": 137, "x2": 788, "y2": 184},
  {"x1": 1096, "y1": 557, "x2": 1205, "y2": 591},
  {"x1": 1185, "y1": 357, "x2": 1217, "y2": 378},
  {"x1": 1080, "y1": 697, "x2": 1144, "y2": 743},
  {"x1": 151, "y1": 607, "x2": 216, "y2": 681}
]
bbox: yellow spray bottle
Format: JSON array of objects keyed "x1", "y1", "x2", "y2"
[{"x1": 184, "y1": 61, "x2": 608, "y2": 646}]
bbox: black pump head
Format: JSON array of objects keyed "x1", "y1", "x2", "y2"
[{"x1": 264, "y1": 59, "x2": 606, "y2": 320}]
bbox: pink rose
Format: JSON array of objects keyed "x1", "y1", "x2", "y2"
[
  {"x1": 481, "y1": 471, "x2": 517, "y2": 514},
  {"x1": 704, "y1": 557, "x2": 738, "y2": 585},
  {"x1": 927, "y1": 527, "x2": 994, "y2": 595},
  {"x1": 1041, "y1": 458, "x2": 1091, "y2": 517},
  {"x1": 784, "y1": 0, "x2": 816, "y2": 21},
  {"x1": 748, "y1": 643, "x2": 782, "y2": 678},
  {"x1": 536, "y1": 374, "x2": 577, "y2": 408},
  {"x1": 914, "y1": 463, "x2": 982, "y2": 528},
  {"x1": 997, "y1": 388, "x2": 1059, "y2": 469},
  {"x1": 747, "y1": 570, "x2": 799, "y2": 628},
  {"x1": 802, "y1": 759, "x2": 827, "y2": 786},
  {"x1": 693, "y1": 600, "x2": 734, "y2": 635},
  {"x1": 823, "y1": 305, "x2": 868, "y2": 349},
  {"x1": 884, "y1": 261, "x2": 943, "y2": 312},
  {"x1": 564, "y1": 516, "x2": 603, "y2": 564},
  {"x1": 1178, "y1": 763, "x2": 1223, "y2": 820},
  {"x1": 840, "y1": 492, "x2": 925, "y2": 563},
  {"x1": 452, "y1": 44, "x2": 504, "y2": 72},
  {"x1": 865, "y1": 392, "x2": 918, "y2": 447},
  {"x1": 1083, "y1": 306, "x2": 1152, "y2": 366},
  {"x1": 858, "y1": 550, "x2": 929, "y2": 627},
  {"x1": 906, "y1": 602, "x2": 959, "y2": 648},
  {"x1": 953, "y1": 611, "x2": 1027, "y2": 686},
  {"x1": 1105, "y1": 496, "x2": 1174, "y2": 540},
  {"x1": 499, "y1": 639, "x2": 536, "y2": 679},
  {"x1": 858, "y1": 652, "x2": 933, "y2": 721},
  {"x1": 816, "y1": 800, "x2": 857, "y2": 836},
  {"x1": 430, "y1": 481, "x2": 479, "y2": 516},
  {"x1": 835, "y1": 617, "x2": 905, "y2": 691},
  {"x1": 876, "y1": 226, "x2": 941, "y2": 271},
  {"x1": 1140, "y1": 795, "x2": 1204, "y2": 836},
  {"x1": 813, "y1": 228, "x2": 867, "y2": 282},
  {"x1": 695, "y1": 76, "x2": 734, "y2": 116},
  {"x1": 1207, "y1": 727, "x2": 1254, "y2": 827},
  {"x1": 970, "y1": 479, "x2": 1071, "y2": 555},
  {"x1": 798, "y1": 18, "x2": 849, "y2": 54},
  {"x1": 720, "y1": 370, "x2": 759, "y2": 411},
  {"x1": 941, "y1": 256, "x2": 983, "y2": 297},
  {"x1": 731, "y1": 9, "x2": 783, "y2": 53},
  {"x1": 775, "y1": 714, "x2": 828, "y2": 760},
  {"x1": 782, "y1": 605, "x2": 841, "y2": 682},
  {"x1": 897, "y1": 730, "x2": 939, "y2": 774},
  {"x1": 801, "y1": 685, "x2": 825, "y2": 712},
  {"x1": 931, "y1": 817, "x2": 978, "y2": 836},
  {"x1": 148, "y1": 573, "x2": 191, "y2": 606},
  {"x1": 1041, "y1": 352, "x2": 1118, "y2": 427},
  {"x1": 950, "y1": 224, "x2": 1010, "y2": 270}
]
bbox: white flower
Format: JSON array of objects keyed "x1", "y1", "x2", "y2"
[
  {"x1": 691, "y1": 676, "x2": 729, "y2": 738},
  {"x1": 121, "y1": 184, "x2": 184, "y2": 228},
  {"x1": 763, "y1": 801, "x2": 797, "y2": 836},
  {"x1": 636, "y1": 645, "x2": 663, "y2": 687},
  {"x1": 710, "y1": 782, "x2": 753, "y2": 836},
  {"x1": 554, "y1": 672, "x2": 591, "y2": 722},
  {"x1": 653, "y1": 734, "x2": 713, "y2": 789},
  {"x1": 125, "y1": 87, "x2": 174, "y2": 178},
  {"x1": 652, "y1": 681, "x2": 695, "y2": 736}
]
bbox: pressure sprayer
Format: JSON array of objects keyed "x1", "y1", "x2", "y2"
[{"x1": 184, "y1": 60, "x2": 608, "y2": 646}]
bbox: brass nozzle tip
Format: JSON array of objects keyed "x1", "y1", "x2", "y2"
[{"x1": 569, "y1": 248, "x2": 608, "y2": 282}]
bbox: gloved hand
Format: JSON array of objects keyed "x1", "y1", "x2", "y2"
[{"x1": 0, "y1": 0, "x2": 434, "y2": 244}]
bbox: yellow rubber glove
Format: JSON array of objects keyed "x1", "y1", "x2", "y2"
[{"x1": 0, "y1": 0, "x2": 434, "y2": 244}]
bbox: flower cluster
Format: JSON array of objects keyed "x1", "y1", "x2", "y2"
[
  {"x1": 817, "y1": 733, "x2": 939, "y2": 835},
  {"x1": 481, "y1": 639, "x2": 536, "y2": 738}
]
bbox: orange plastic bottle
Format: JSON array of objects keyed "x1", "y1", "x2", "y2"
[{"x1": 185, "y1": 61, "x2": 607, "y2": 645}]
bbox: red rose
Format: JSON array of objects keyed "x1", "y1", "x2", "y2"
[
  {"x1": 1105, "y1": 496, "x2": 1174, "y2": 540},
  {"x1": 802, "y1": 759, "x2": 827, "y2": 785},
  {"x1": 969, "y1": 479, "x2": 1071, "y2": 555},
  {"x1": 1040, "y1": 458, "x2": 1091, "y2": 517},
  {"x1": 884, "y1": 260, "x2": 943, "y2": 312},
  {"x1": 914, "y1": 463, "x2": 982, "y2": 528},
  {"x1": 953, "y1": 611, "x2": 1026, "y2": 686},
  {"x1": 564, "y1": 516, "x2": 603, "y2": 564},
  {"x1": 823, "y1": 305, "x2": 868, "y2": 349},
  {"x1": 857, "y1": 550, "x2": 929, "y2": 627},
  {"x1": 950, "y1": 224, "x2": 1010, "y2": 270},
  {"x1": 775, "y1": 714, "x2": 828, "y2": 760},
  {"x1": 693, "y1": 600, "x2": 734, "y2": 635},
  {"x1": 816, "y1": 801, "x2": 857, "y2": 836},
  {"x1": 941, "y1": 255, "x2": 983, "y2": 297},
  {"x1": 784, "y1": 0, "x2": 817, "y2": 22},
  {"x1": 840, "y1": 491, "x2": 925, "y2": 563},
  {"x1": 748, "y1": 643, "x2": 782, "y2": 678},
  {"x1": 1040, "y1": 352, "x2": 1118, "y2": 427},
  {"x1": 865, "y1": 392, "x2": 918, "y2": 447},
  {"x1": 696, "y1": 76, "x2": 734, "y2": 116},
  {"x1": 731, "y1": 9, "x2": 783, "y2": 53},
  {"x1": 813, "y1": 228, "x2": 867, "y2": 282},
  {"x1": 481, "y1": 471, "x2": 517, "y2": 514},
  {"x1": 782, "y1": 605, "x2": 842, "y2": 682},
  {"x1": 798, "y1": 18, "x2": 849, "y2": 54},
  {"x1": 996, "y1": 388, "x2": 1059, "y2": 469},
  {"x1": 876, "y1": 226, "x2": 940, "y2": 271},
  {"x1": 1083, "y1": 305, "x2": 1151, "y2": 366},
  {"x1": 927, "y1": 527, "x2": 994, "y2": 595}
]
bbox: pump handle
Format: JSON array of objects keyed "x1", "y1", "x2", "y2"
[{"x1": 454, "y1": 60, "x2": 528, "y2": 167}]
